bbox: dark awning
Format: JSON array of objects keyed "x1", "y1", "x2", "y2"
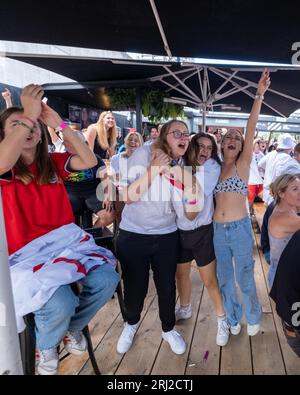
[
  {"x1": 8, "y1": 54, "x2": 300, "y2": 117},
  {"x1": 1, "y1": 0, "x2": 299, "y2": 63}
]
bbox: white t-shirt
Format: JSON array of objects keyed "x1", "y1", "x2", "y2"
[
  {"x1": 258, "y1": 150, "x2": 300, "y2": 204},
  {"x1": 119, "y1": 145, "x2": 179, "y2": 234},
  {"x1": 176, "y1": 159, "x2": 220, "y2": 230},
  {"x1": 110, "y1": 153, "x2": 128, "y2": 178},
  {"x1": 249, "y1": 151, "x2": 264, "y2": 185}
]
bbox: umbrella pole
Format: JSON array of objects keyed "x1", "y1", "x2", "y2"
[{"x1": 0, "y1": 190, "x2": 23, "y2": 375}]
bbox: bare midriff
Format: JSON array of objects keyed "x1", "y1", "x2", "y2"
[{"x1": 213, "y1": 192, "x2": 248, "y2": 223}]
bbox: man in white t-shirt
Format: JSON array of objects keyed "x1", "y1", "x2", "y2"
[{"x1": 258, "y1": 134, "x2": 300, "y2": 205}]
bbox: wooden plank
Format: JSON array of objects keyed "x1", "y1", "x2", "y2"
[
  {"x1": 253, "y1": 202, "x2": 266, "y2": 231},
  {"x1": 186, "y1": 287, "x2": 220, "y2": 375},
  {"x1": 252, "y1": 230, "x2": 272, "y2": 313},
  {"x1": 251, "y1": 313, "x2": 286, "y2": 375},
  {"x1": 220, "y1": 316, "x2": 252, "y2": 375},
  {"x1": 59, "y1": 296, "x2": 121, "y2": 375},
  {"x1": 80, "y1": 275, "x2": 157, "y2": 375},
  {"x1": 115, "y1": 296, "x2": 162, "y2": 375},
  {"x1": 151, "y1": 266, "x2": 203, "y2": 375}
]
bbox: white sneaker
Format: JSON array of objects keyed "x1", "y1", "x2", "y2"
[
  {"x1": 247, "y1": 323, "x2": 260, "y2": 336},
  {"x1": 175, "y1": 305, "x2": 192, "y2": 321},
  {"x1": 36, "y1": 347, "x2": 59, "y2": 375},
  {"x1": 117, "y1": 323, "x2": 138, "y2": 354},
  {"x1": 162, "y1": 329, "x2": 186, "y2": 354},
  {"x1": 63, "y1": 331, "x2": 87, "y2": 355},
  {"x1": 230, "y1": 323, "x2": 242, "y2": 335},
  {"x1": 216, "y1": 319, "x2": 229, "y2": 346}
]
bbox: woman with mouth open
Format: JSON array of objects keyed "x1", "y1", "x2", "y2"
[
  {"x1": 116, "y1": 120, "x2": 201, "y2": 356},
  {"x1": 175, "y1": 132, "x2": 231, "y2": 346},
  {"x1": 213, "y1": 69, "x2": 271, "y2": 338}
]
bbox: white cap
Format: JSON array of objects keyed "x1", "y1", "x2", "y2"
[{"x1": 277, "y1": 134, "x2": 295, "y2": 150}]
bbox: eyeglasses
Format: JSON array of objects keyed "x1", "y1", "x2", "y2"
[
  {"x1": 168, "y1": 130, "x2": 190, "y2": 139},
  {"x1": 213, "y1": 130, "x2": 221, "y2": 135}
]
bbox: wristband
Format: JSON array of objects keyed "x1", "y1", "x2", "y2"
[
  {"x1": 255, "y1": 94, "x2": 264, "y2": 101},
  {"x1": 55, "y1": 121, "x2": 68, "y2": 132}
]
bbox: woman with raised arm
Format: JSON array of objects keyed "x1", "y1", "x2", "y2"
[
  {"x1": 0, "y1": 85, "x2": 119, "y2": 375},
  {"x1": 213, "y1": 70, "x2": 271, "y2": 338}
]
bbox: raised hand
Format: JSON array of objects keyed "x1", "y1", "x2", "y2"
[
  {"x1": 20, "y1": 84, "x2": 44, "y2": 122},
  {"x1": 1, "y1": 88, "x2": 11, "y2": 100},
  {"x1": 39, "y1": 101, "x2": 62, "y2": 129},
  {"x1": 257, "y1": 68, "x2": 271, "y2": 95}
]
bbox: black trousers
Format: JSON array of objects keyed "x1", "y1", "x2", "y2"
[{"x1": 116, "y1": 229, "x2": 179, "y2": 332}]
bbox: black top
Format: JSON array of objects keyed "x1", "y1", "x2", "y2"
[
  {"x1": 260, "y1": 201, "x2": 275, "y2": 254},
  {"x1": 270, "y1": 230, "x2": 300, "y2": 329},
  {"x1": 64, "y1": 155, "x2": 105, "y2": 190},
  {"x1": 94, "y1": 137, "x2": 109, "y2": 160}
]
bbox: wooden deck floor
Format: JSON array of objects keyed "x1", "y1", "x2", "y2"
[{"x1": 59, "y1": 215, "x2": 300, "y2": 375}]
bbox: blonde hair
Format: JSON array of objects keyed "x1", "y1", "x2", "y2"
[
  {"x1": 270, "y1": 173, "x2": 300, "y2": 203},
  {"x1": 124, "y1": 131, "x2": 144, "y2": 148},
  {"x1": 0, "y1": 107, "x2": 57, "y2": 185},
  {"x1": 153, "y1": 119, "x2": 188, "y2": 157},
  {"x1": 95, "y1": 111, "x2": 117, "y2": 151}
]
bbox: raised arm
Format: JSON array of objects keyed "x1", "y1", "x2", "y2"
[
  {"x1": 39, "y1": 102, "x2": 97, "y2": 170},
  {"x1": 240, "y1": 69, "x2": 271, "y2": 164},
  {"x1": 1, "y1": 88, "x2": 13, "y2": 109},
  {"x1": 84, "y1": 124, "x2": 97, "y2": 151},
  {"x1": 0, "y1": 84, "x2": 43, "y2": 175}
]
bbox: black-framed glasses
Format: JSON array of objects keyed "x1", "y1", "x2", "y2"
[{"x1": 167, "y1": 130, "x2": 190, "y2": 139}]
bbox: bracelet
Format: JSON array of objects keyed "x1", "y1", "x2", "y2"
[
  {"x1": 255, "y1": 94, "x2": 264, "y2": 101},
  {"x1": 183, "y1": 197, "x2": 198, "y2": 205},
  {"x1": 14, "y1": 120, "x2": 33, "y2": 132},
  {"x1": 55, "y1": 121, "x2": 68, "y2": 132},
  {"x1": 19, "y1": 115, "x2": 36, "y2": 126}
]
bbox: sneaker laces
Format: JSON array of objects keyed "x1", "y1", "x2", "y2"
[
  {"x1": 65, "y1": 331, "x2": 82, "y2": 344},
  {"x1": 39, "y1": 347, "x2": 58, "y2": 362},
  {"x1": 218, "y1": 319, "x2": 229, "y2": 335}
]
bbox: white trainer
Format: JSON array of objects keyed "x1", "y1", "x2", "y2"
[
  {"x1": 36, "y1": 347, "x2": 59, "y2": 375},
  {"x1": 216, "y1": 319, "x2": 230, "y2": 346},
  {"x1": 230, "y1": 323, "x2": 242, "y2": 335},
  {"x1": 175, "y1": 305, "x2": 192, "y2": 321},
  {"x1": 162, "y1": 329, "x2": 186, "y2": 354},
  {"x1": 63, "y1": 331, "x2": 87, "y2": 355},
  {"x1": 247, "y1": 323, "x2": 260, "y2": 336},
  {"x1": 117, "y1": 323, "x2": 138, "y2": 354}
]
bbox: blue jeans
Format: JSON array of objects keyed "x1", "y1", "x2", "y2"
[
  {"x1": 213, "y1": 217, "x2": 262, "y2": 326},
  {"x1": 33, "y1": 264, "x2": 119, "y2": 350}
]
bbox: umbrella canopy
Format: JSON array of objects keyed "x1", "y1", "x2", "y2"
[
  {"x1": 0, "y1": 0, "x2": 299, "y2": 64},
  {"x1": 8, "y1": 53, "x2": 300, "y2": 118}
]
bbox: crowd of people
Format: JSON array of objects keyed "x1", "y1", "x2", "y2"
[{"x1": 1, "y1": 68, "x2": 300, "y2": 377}]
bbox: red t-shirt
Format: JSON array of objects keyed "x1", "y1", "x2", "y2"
[{"x1": 0, "y1": 153, "x2": 75, "y2": 255}]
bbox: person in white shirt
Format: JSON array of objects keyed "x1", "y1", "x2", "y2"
[
  {"x1": 144, "y1": 125, "x2": 160, "y2": 146},
  {"x1": 258, "y1": 134, "x2": 300, "y2": 205},
  {"x1": 110, "y1": 131, "x2": 143, "y2": 183},
  {"x1": 248, "y1": 138, "x2": 265, "y2": 212},
  {"x1": 116, "y1": 120, "x2": 200, "y2": 356},
  {"x1": 175, "y1": 132, "x2": 230, "y2": 346}
]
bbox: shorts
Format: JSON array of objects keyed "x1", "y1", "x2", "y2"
[
  {"x1": 248, "y1": 184, "x2": 263, "y2": 205},
  {"x1": 178, "y1": 223, "x2": 215, "y2": 267},
  {"x1": 65, "y1": 184, "x2": 102, "y2": 214}
]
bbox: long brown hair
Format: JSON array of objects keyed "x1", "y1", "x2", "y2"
[
  {"x1": 153, "y1": 119, "x2": 189, "y2": 157},
  {"x1": 0, "y1": 107, "x2": 57, "y2": 185},
  {"x1": 186, "y1": 132, "x2": 222, "y2": 169},
  {"x1": 95, "y1": 111, "x2": 117, "y2": 151}
]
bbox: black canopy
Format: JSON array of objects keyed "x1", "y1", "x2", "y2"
[
  {"x1": 9, "y1": 54, "x2": 300, "y2": 117},
  {"x1": 1, "y1": 0, "x2": 300, "y2": 63}
]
